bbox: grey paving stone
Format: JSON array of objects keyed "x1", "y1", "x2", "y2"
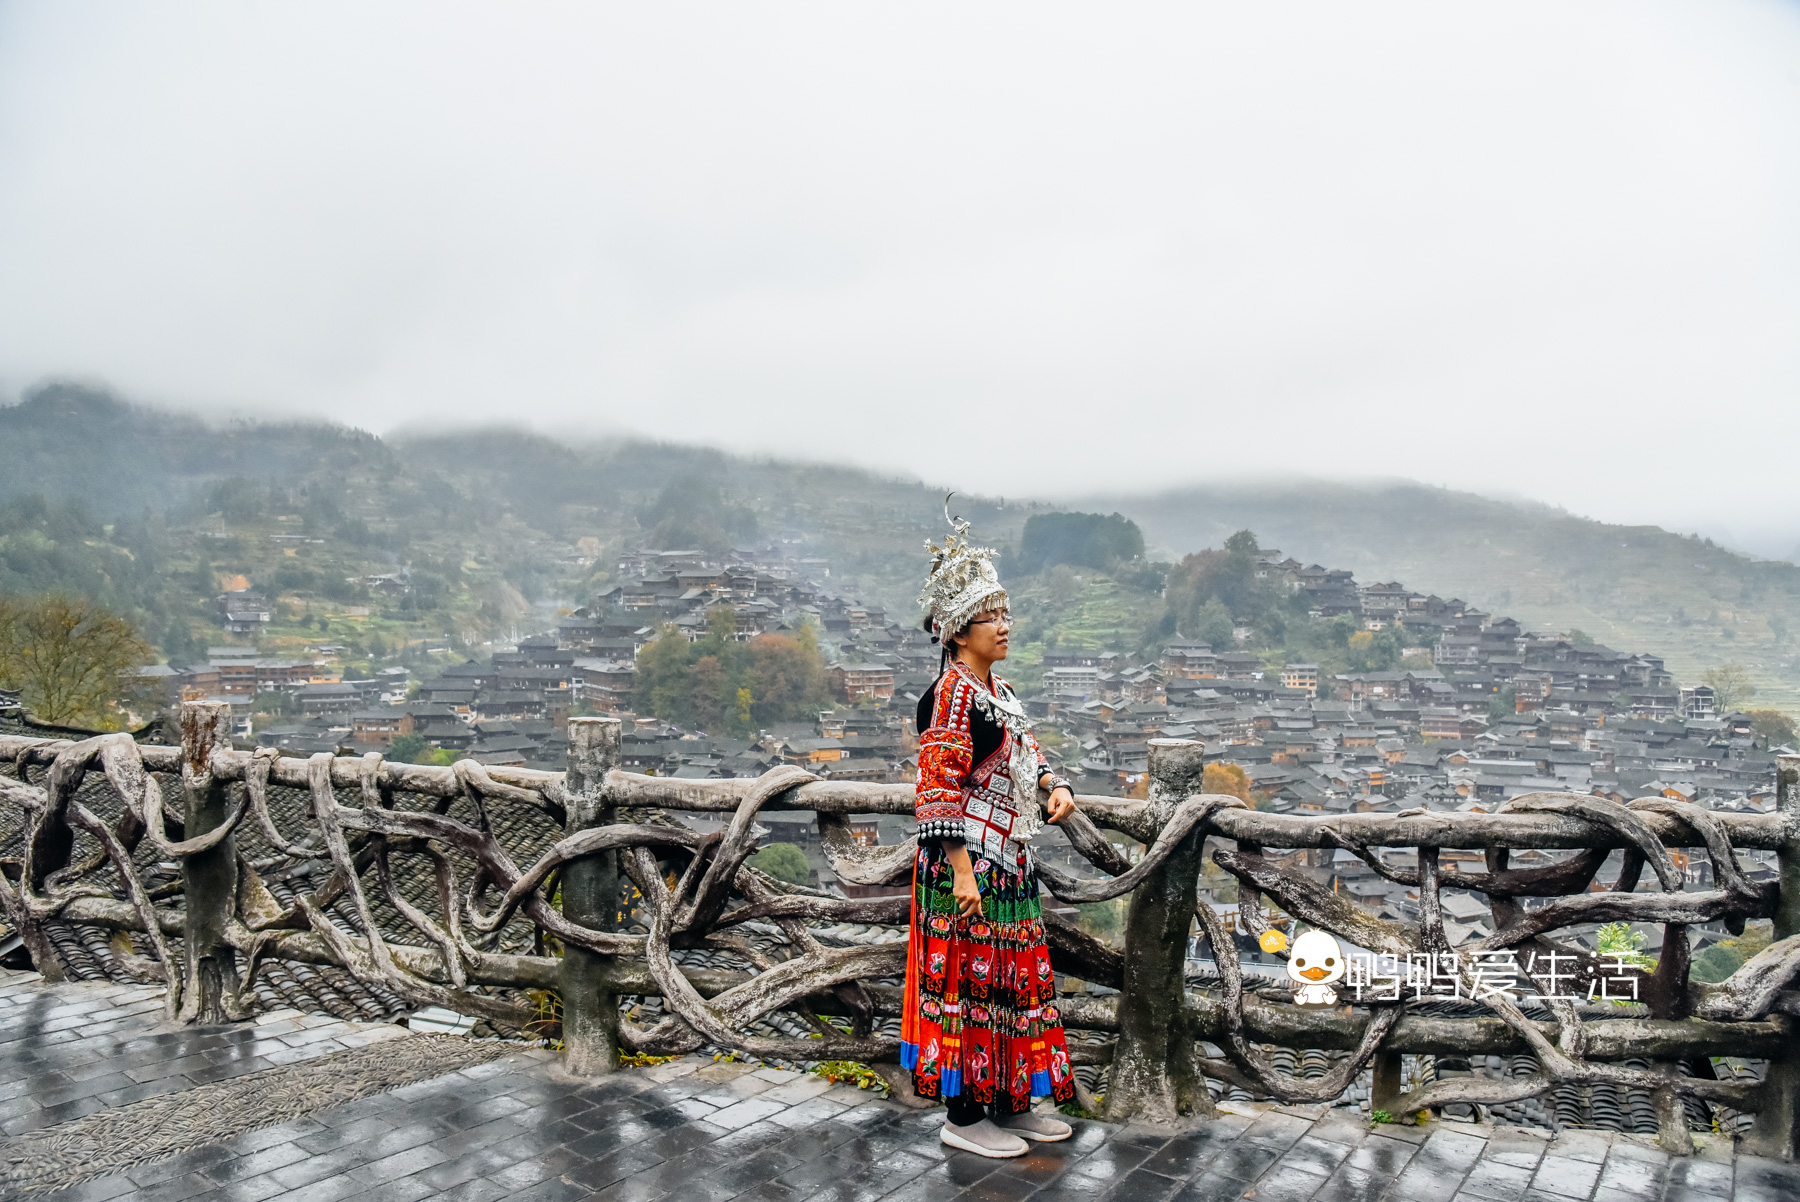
[
  {"x1": 1529, "y1": 1154, "x2": 1601, "y2": 1199},
  {"x1": 121, "y1": 1172, "x2": 219, "y2": 1202},
  {"x1": 1661, "y1": 1156, "x2": 1732, "y2": 1199},
  {"x1": 1484, "y1": 1133, "x2": 1549, "y2": 1170},
  {"x1": 1277, "y1": 1134, "x2": 1356, "y2": 1179},
  {"x1": 1345, "y1": 1134, "x2": 1417, "y2": 1177},
  {"x1": 1735, "y1": 1155, "x2": 1800, "y2": 1202},
  {"x1": 1418, "y1": 1129, "x2": 1489, "y2": 1172},
  {"x1": 1544, "y1": 1130, "x2": 1611, "y2": 1165},
  {"x1": 1238, "y1": 1111, "x2": 1316, "y2": 1150},
  {"x1": 1250, "y1": 1166, "x2": 1330, "y2": 1202},
  {"x1": 264, "y1": 1172, "x2": 369, "y2": 1202},
  {"x1": 1594, "y1": 1150, "x2": 1664, "y2": 1197},
  {"x1": 1457, "y1": 1156, "x2": 1535, "y2": 1201},
  {"x1": 1026, "y1": 1179, "x2": 1115, "y2": 1202},
  {"x1": 433, "y1": 1178, "x2": 511, "y2": 1202},
  {"x1": 1205, "y1": 1139, "x2": 1287, "y2": 1183},
  {"x1": 1389, "y1": 1157, "x2": 1470, "y2": 1202},
  {"x1": 1167, "y1": 1174, "x2": 1256, "y2": 1202},
  {"x1": 197, "y1": 1142, "x2": 312, "y2": 1184},
  {"x1": 1588, "y1": 1189, "x2": 1638, "y2": 1202},
  {"x1": 267, "y1": 1146, "x2": 376, "y2": 1191},
  {"x1": 1063, "y1": 1140, "x2": 1152, "y2": 1184},
  {"x1": 345, "y1": 1142, "x2": 450, "y2": 1186},
  {"x1": 190, "y1": 1172, "x2": 292, "y2": 1202},
  {"x1": 1660, "y1": 1186, "x2": 1730, "y2": 1202},
  {"x1": 125, "y1": 1145, "x2": 240, "y2": 1188},
  {"x1": 769, "y1": 1093, "x2": 851, "y2": 1129},
  {"x1": 294, "y1": 1115, "x2": 399, "y2": 1154},
  {"x1": 1309, "y1": 1164, "x2": 1390, "y2": 1202},
  {"x1": 1308, "y1": 1116, "x2": 1370, "y2": 1149},
  {"x1": 1134, "y1": 1126, "x2": 1238, "y2": 1179},
  {"x1": 562, "y1": 1144, "x2": 667, "y2": 1192},
  {"x1": 30, "y1": 1173, "x2": 146, "y2": 1202}
]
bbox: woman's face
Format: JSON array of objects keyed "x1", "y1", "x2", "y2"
[{"x1": 957, "y1": 608, "x2": 1010, "y2": 663}]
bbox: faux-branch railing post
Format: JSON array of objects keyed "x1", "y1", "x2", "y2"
[{"x1": 3, "y1": 703, "x2": 1800, "y2": 1157}]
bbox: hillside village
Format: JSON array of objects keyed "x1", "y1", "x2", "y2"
[
  {"x1": 6, "y1": 505, "x2": 1784, "y2": 1024},
  {"x1": 145, "y1": 544, "x2": 1787, "y2": 866}
]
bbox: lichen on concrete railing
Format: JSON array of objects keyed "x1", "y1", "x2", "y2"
[{"x1": 2, "y1": 703, "x2": 1799, "y2": 1157}]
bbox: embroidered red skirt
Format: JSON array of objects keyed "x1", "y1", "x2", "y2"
[{"x1": 899, "y1": 844, "x2": 1076, "y2": 1113}]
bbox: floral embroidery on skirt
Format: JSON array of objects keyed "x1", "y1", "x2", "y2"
[{"x1": 899, "y1": 843, "x2": 1076, "y2": 1113}]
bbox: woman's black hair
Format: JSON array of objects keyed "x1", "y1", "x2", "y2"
[{"x1": 924, "y1": 615, "x2": 956, "y2": 674}]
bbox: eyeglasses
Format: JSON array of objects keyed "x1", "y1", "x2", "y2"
[{"x1": 966, "y1": 614, "x2": 1014, "y2": 630}]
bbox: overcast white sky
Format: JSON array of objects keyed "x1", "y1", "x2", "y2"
[{"x1": 3, "y1": 3, "x2": 1799, "y2": 553}]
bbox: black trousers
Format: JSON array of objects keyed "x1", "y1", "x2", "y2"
[{"x1": 945, "y1": 1093, "x2": 992, "y2": 1127}]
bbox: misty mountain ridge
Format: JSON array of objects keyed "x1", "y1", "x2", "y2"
[{"x1": 4, "y1": 381, "x2": 1798, "y2": 710}]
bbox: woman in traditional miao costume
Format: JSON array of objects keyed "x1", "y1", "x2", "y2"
[{"x1": 902, "y1": 511, "x2": 1079, "y2": 1158}]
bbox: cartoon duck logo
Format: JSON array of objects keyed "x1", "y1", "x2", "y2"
[{"x1": 1287, "y1": 929, "x2": 1346, "y2": 1006}]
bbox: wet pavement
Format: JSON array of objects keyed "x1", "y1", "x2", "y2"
[{"x1": 1, "y1": 971, "x2": 1796, "y2": 1202}]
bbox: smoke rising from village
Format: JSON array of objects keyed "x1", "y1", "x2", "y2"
[{"x1": 1, "y1": 3, "x2": 1799, "y2": 552}]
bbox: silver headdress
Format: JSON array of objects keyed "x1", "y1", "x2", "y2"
[
  {"x1": 919, "y1": 497, "x2": 1008, "y2": 639},
  {"x1": 921, "y1": 498, "x2": 1045, "y2": 848}
]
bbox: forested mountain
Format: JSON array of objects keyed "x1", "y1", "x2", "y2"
[{"x1": 2, "y1": 381, "x2": 1796, "y2": 710}]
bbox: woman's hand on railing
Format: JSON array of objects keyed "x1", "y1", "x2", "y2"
[{"x1": 1047, "y1": 786, "x2": 1075, "y2": 825}]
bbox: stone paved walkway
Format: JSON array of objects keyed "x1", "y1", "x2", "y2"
[{"x1": 2, "y1": 973, "x2": 1796, "y2": 1202}]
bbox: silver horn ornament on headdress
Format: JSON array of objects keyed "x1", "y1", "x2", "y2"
[{"x1": 918, "y1": 494, "x2": 1009, "y2": 640}]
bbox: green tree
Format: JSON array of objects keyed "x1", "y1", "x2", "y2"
[
  {"x1": 1748, "y1": 709, "x2": 1797, "y2": 749},
  {"x1": 1193, "y1": 599, "x2": 1235, "y2": 649},
  {"x1": 388, "y1": 733, "x2": 458, "y2": 765},
  {"x1": 1077, "y1": 898, "x2": 1127, "y2": 943},
  {"x1": 1596, "y1": 922, "x2": 1652, "y2": 970},
  {"x1": 1017, "y1": 512, "x2": 1146, "y2": 575},
  {"x1": 0, "y1": 594, "x2": 153, "y2": 727},
  {"x1": 162, "y1": 617, "x2": 204, "y2": 668},
  {"x1": 208, "y1": 477, "x2": 266, "y2": 524},
  {"x1": 1344, "y1": 625, "x2": 1407, "y2": 673},
  {"x1": 690, "y1": 654, "x2": 728, "y2": 731},
  {"x1": 1164, "y1": 532, "x2": 1272, "y2": 640},
  {"x1": 639, "y1": 477, "x2": 758, "y2": 554},
  {"x1": 748, "y1": 624, "x2": 830, "y2": 729},
  {"x1": 634, "y1": 611, "x2": 829, "y2": 733},
  {"x1": 752, "y1": 842, "x2": 810, "y2": 886},
  {"x1": 1690, "y1": 921, "x2": 1772, "y2": 983},
  {"x1": 251, "y1": 690, "x2": 293, "y2": 717}
]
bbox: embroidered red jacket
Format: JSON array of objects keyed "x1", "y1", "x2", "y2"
[{"x1": 913, "y1": 664, "x2": 1048, "y2": 853}]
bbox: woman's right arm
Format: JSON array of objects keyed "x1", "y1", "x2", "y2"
[
  {"x1": 942, "y1": 841, "x2": 982, "y2": 919},
  {"x1": 916, "y1": 680, "x2": 980, "y2": 916}
]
